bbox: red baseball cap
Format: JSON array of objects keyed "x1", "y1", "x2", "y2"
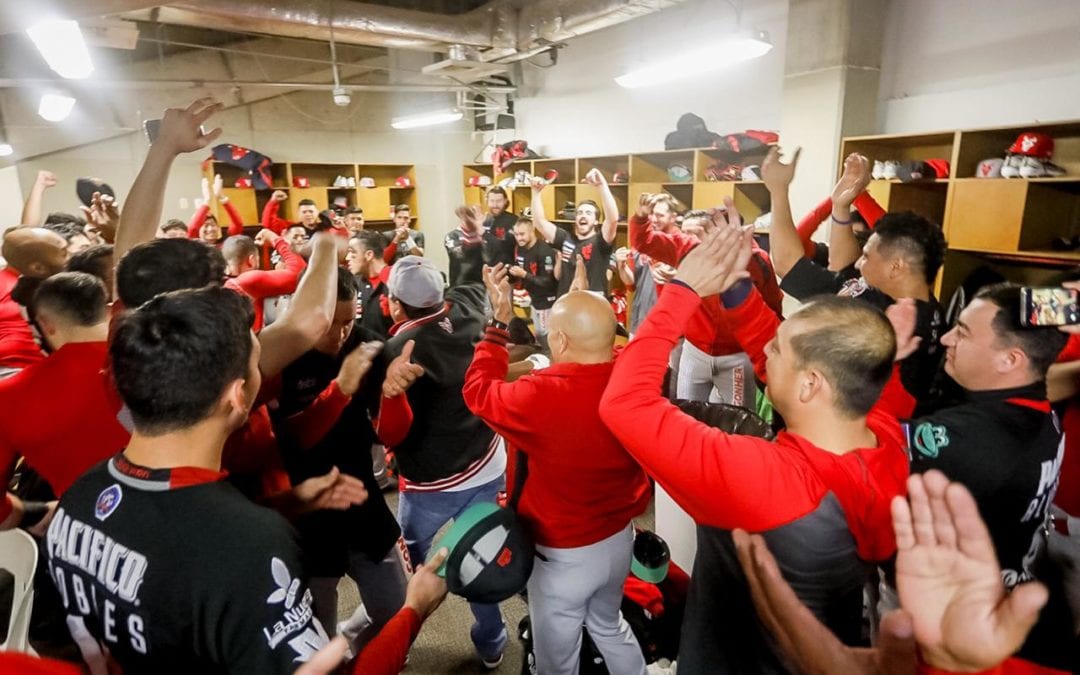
[{"x1": 1008, "y1": 132, "x2": 1054, "y2": 159}]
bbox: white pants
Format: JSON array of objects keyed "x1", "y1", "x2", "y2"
[
  {"x1": 676, "y1": 341, "x2": 756, "y2": 406},
  {"x1": 527, "y1": 524, "x2": 646, "y2": 675}
]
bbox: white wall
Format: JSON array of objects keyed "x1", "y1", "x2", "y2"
[
  {"x1": 12, "y1": 89, "x2": 479, "y2": 273},
  {"x1": 879, "y1": 0, "x2": 1080, "y2": 133},
  {"x1": 514, "y1": 0, "x2": 788, "y2": 157}
]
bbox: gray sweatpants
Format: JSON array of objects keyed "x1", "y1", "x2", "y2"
[
  {"x1": 675, "y1": 341, "x2": 756, "y2": 406},
  {"x1": 527, "y1": 523, "x2": 646, "y2": 675},
  {"x1": 309, "y1": 537, "x2": 410, "y2": 653}
]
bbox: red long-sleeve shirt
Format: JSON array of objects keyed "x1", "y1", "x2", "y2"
[
  {"x1": 1053, "y1": 334, "x2": 1080, "y2": 515},
  {"x1": 224, "y1": 238, "x2": 307, "y2": 331},
  {"x1": 795, "y1": 193, "x2": 886, "y2": 259},
  {"x1": 352, "y1": 607, "x2": 422, "y2": 675},
  {"x1": 0, "y1": 267, "x2": 43, "y2": 370},
  {"x1": 462, "y1": 325, "x2": 651, "y2": 548},
  {"x1": 600, "y1": 282, "x2": 909, "y2": 562},
  {"x1": 629, "y1": 214, "x2": 784, "y2": 356},
  {"x1": 0, "y1": 341, "x2": 129, "y2": 521},
  {"x1": 187, "y1": 201, "x2": 245, "y2": 239},
  {"x1": 261, "y1": 200, "x2": 351, "y2": 240}
]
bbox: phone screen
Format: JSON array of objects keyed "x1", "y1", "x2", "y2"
[
  {"x1": 143, "y1": 119, "x2": 162, "y2": 145},
  {"x1": 1020, "y1": 287, "x2": 1080, "y2": 327}
]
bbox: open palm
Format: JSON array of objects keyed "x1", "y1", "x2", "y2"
[{"x1": 892, "y1": 471, "x2": 1047, "y2": 671}]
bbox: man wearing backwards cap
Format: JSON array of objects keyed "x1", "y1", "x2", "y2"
[
  {"x1": 374, "y1": 255, "x2": 508, "y2": 669},
  {"x1": 463, "y1": 265, "x2": 651, "y2": 675}
]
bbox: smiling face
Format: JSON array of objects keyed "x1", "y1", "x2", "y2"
[
  {"x1": 940, "y1": 298, "x2": 1010, "y2": 391},
  {"x1": 575, "y1": 202, "x2": 599, "y2": 237},
  {"x1": 345, "y1": 211, "x2": 364, "y2": 233},
  {"x1": 513, "y1": 221, "x2": 535, "y2": 249},
  {"x1": 200, "y1": 218, "x2": 221, "y2": 243},
  {"x1": 650, "y1": 201, "x2": 678, "y2": 233},
  {"x1": 487, "y1": 191, "x2": 508, "y2": 217}
]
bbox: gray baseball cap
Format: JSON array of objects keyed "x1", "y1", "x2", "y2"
[{"x1": 388, "y1": 255, "x2": 444, "y2": 308}]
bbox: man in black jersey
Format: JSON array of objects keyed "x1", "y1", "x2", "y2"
[
  {"x1": 443, "y1": 204, "x2": 488, "y2": 287},
  {"x1": 46, "y1": 286, "x2": 351, "y2": 673},
  {"x1": 530, "y1": 169, "x2": 619, "y2": 297},
  {"x1": 508, "y1": 217, "x2": 559, "y2": 339},
  {"x1": 906, "y1": 283, "x2": 1075, "y2": 671},
  {"x1": 763, "y1": 150, "x2": 947, "y2": 411},
  {"x1": 483, "y1": 186, "x2": 518, "y2": 266},
  {"x1": 270, "y1": 268, "x2": 409, "y2": 652}
]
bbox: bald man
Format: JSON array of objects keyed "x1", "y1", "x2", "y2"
[
  {"x1": 0, "y1": 228, "x2": 68, "y2": 375},
  {"x1": 463, "y1": 266, "x2": 651, "y2": 675}
]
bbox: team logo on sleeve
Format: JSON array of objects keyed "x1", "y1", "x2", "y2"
[
  {"x1": 95, "y1": 484, "x2": 123, "y2": 521},
  {"x1": 912, "y1": 423, "x2": 949, "y2": 458},
  {"x1": 264, "y1": 557, "x2": 327, "y2": 660}
]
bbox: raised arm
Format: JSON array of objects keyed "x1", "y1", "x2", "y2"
[
  {"x1": 795, "y1": 197, "x2": 834, "y2": 260},
  {"x1": 615, "y1": 248, "x2": 635, "y2": 287},
  {"x1": 828, "y1": 153, "x2": 872, "y2": 272},
  {"x1": 21, "y1": 170, "x2": 56, "y2": 226},
  {"x1": 761, "y1": 146, "x2": 803, "y2": 277},
  {"x1": 627, "y1": 192, "x2": 697, "y2": 266},
  {"x1": 529, "y1": 178, "x2": 558, "y2": 244},
  {"x1": 256, "y1": 233, "x2": 336, "y2": 378},
  {"x1": 262, "y1": 191, "x2": 291, "y2": 234},
  {"x1": 583, "y1": 168, "x2": 619, "y2": 244},
  {"x1": 235, "y1": 231, "x2": 308, "y2": 299},
  {"x1": 115, "y1": 98, "x2": 224, "y2": 265},
  {"x1": 216, "y1": 175, "x2": 246, "y2": 236}
]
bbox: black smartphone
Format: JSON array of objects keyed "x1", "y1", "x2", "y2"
[
  {"x1": 1019, "y1": 287, "x2": 1080, "y2": 327},
  {"x1": 143, "y1": 118, "x2": 162, "y2": 144}
]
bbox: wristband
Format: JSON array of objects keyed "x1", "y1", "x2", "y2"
[
  {"x1": 721, "y1": 278, "x2": 753, "y2": 308},
  {"x1": 405, "y1": 236, "x2": 417, "y2": 250},
  {"x1": 487, "y1": 318, "x2": 509, "y2": 331},
  {"x1": 831, "y1": 214, "x2": 854, "y2": 225},
  {"x1": 20, "y1": 501, "x2": 49, "y2": 528}
]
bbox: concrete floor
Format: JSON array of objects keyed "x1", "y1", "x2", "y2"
[{"x1": 337, "y1": 490, "x2": 656, "y2": 674}]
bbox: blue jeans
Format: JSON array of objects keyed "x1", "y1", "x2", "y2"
[{"x1": 398, "y1": 476, "x2": 507, "y2": 660}]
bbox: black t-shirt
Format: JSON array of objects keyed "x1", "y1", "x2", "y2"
[
  {"x1": 46, "y1": 455, "x2": 326, "y2": 674},
  {"x1": 514, "y1": 241, "x2": 558, "y2": 310},
  {"x1": 444, "y1": 228, "x2": 485, "y2": 287},
  {"x1": 780, "y1": 257, "x2": 945, "y2": 409},
  {"x1": 552, "y1": 227, "x2": 614, "y2": 297},
  {"x1": 270, "y1": 325, "x2": 400, "y2": 573},
  {"x1": 356, "y1": 273, "x2": 393, "y2": 340},
  {"x1": 484, "y1": 211, "x2": 518, "y2": 267}
]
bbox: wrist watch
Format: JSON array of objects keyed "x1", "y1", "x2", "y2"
[{"x1": 487, "y1": 318, "x2": 509, "y2": 331}]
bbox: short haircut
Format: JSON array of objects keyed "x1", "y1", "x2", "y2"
[
  {"x1": 32, "y1": 271, "x2": 107, "y2": 326},
  {"x1": 42, "y1": 220, "x2": 86, "y2": 243},
  {"x1": 393, "y1": 204, "x2": 411, "y2": 214},
  {"x1": 285, "y1": 224, "x2": 308, "y2": 236},
  {"x1": 578, "y1": 199, "x2": 600, "y2": 216},
  {"x1": 352, "y1": 230, "x2": 385, "y2": 258},
  {"x1": 222, "y1": 235, "x2": 257, "y2": 265},
  {"x1": 66, "y1": 244, "x2": 114, "y2": 283},
  {"x1": 514, "y1": 217, "x2": 534, "y2": 229},
  {"x1": 161, "y1": 219, "x2": 188, "y2": 234},
  {"x1": 116, "y1": 238, "x2": 226, "y2": 308},
  {"x1": 337, "y1": 266, "x2": 358, "y2": 302},
  {"x1": 44, "y1": 212, "x2": 87, "y2": 228},
  {"x1": 111, "y1": 286, "x2": 255, "y2": 435},
  {"x1": 651, "y1": 193, "x2": 682, "y2": 214},
  {"x1": 298, "y1": 199, "x2": 317, "y2": 208},
  {"x1": 975, "y1": 282, "x2": 1069, "y2": 378},
  {"x1": 787, "y1": 295, "x2": 897, "y2": 418},
  {"x1": 486, "y1": 187, "x2": 508, "y2": 199},
  {"x1": 873, "y1": 212, "x2": 947, "y2": 285},
  {"x1": 682, "y1": 209, "x2": 709, "y2": 222},
  {"x1": 346, "y1": 206, "x2": 363, "y2": 216}
]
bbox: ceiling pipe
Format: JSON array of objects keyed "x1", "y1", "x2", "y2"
[
  {"x1": 0, "y1": 77, "x2": 516, "y2": 94},
  {"x1": 0, "y1": 1, "x2": 162, "y2": 35}
]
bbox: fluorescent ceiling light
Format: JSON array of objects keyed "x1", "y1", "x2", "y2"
[
  {"x1": 392, "y1": 109, "x2": 463, "y2": 130},
  {"x1": 27, "y1": 19, "x2": 94, "y2": 79},
  {"x1": 38, "y1": 93, "x2": 76, "y2": 122},
  {"x1": 615, "y1": 31, "x2": 772, "y2": 89},
  {"x1": 0, "y1": 144, "x2": 12, "y2": 157}
]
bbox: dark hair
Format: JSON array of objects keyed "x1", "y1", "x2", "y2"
[
  {"x1": 111, "y1": 286, "x2": 255, "y2": 435},
  {"x1": 486, "y1": 187, "x2": 508, "y2": 199},
  {"x1": 42, "y1": 220, "x2": 87, "y2": 243},
  {"x1": 351, "y1": 230, "x2": 385, "y2": 258},
  {"x1": 396, "y1": 300, "x2": 439, "y2": 321},
  {"x1": 578, "y1": 200, "x2": 600, "y2": 218},
  {"x1": 298, "y1": 199, "x2": 317, "y2": 208},
  {"x1": 514, "y1": 217, "x2": 534, "y2": 229},
  {"x1": 788, "y1": 295, "x2": 897, "y2": 418},
  {"x1": 508, "y1": 317, "x2": 536, "y2": 346},
  {"x1": 32, "y1": 271, "x2": 107, "y2": 326},
  {"x1": 66, "y1": 244, "x2": 114, "y2": 284},
  {"x1": 116, "y1": 238, "x2": 226, "y2": 308},
  {"x1": 161, "y1": 219, "x2": 188, "y2": 234},
  {"x1": 346, "y1": 206, "x2": 364, "y2": 216},
  {"x1": 393, "y1": 204, "x2": 411, "y2": 215},
  {"x1": 221, "y1": 235, "x2": 257, "y2": 265},
  {"x1": 975, "y1": 282, "x2": 1069, "y2": 378},
  {"x1": 337, "y1": 266, "x2": 358, "y2": 302},
  {"x1": 873, "y1": 212, "x2": 947, "y2": 285},
  {"x1": 44, "y1": 212, "x2": 87, "y2": 228},
  {"x1": 284, "y1": 224, "x2": 308, "y2": 236}
]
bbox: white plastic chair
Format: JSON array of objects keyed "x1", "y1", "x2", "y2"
[{"x1": 0, "y1": 528, "x2": 38, "y2": 653}]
